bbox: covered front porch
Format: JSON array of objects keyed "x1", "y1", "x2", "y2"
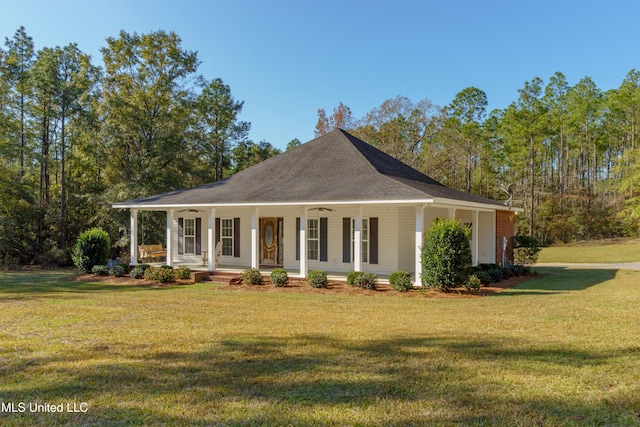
[{"x1": 126, "y1": 202, "x2": 500, "y2": 287}]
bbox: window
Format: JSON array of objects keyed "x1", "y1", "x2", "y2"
[
  {"x1": 351, "y1": 218, "x2": 369, "y2": 263},
  {"x1": 308, "y1": 218, "x2": 319, "y2": 261},
  {"x1": 221, "y1": 219, "x2": 233, "y2": 256},
  {"x1": 184, "y1": 218, "x2": 195, "y2": 254}
]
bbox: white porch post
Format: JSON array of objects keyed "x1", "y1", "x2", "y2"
[
  {"x1": 207, "y1": 208, "x2": 216, "y2": 271},
  {"x1": 129, "y1": 209, "x2": 138, "y2": 266},
  {"x1": 472, "y1": 210, "x2": 479, "y2": 266},
  {"x1": 251, "y1": 208, "x2": 259, "y2": 269},
  {"x1": 448, "y1": 208, "x2": 457, "y2": 219},
  {"x1": 299, "y1": 208, "x2": 307, "y2": 279},
  {"x1": 166, "y1": 209, "x2": 174, "y2": 267},
  {"x1": 414, "y1": 205, "x2": 424, "y2": 287},
  {"x1": 354, "y1": 206, "x2": 362, "y2": 272}
]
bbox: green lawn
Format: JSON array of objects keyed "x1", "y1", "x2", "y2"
[
  {"x1": 0, "y1": 269, "x2": 639, "y2": 426},
  {"x1": 538, "y1": 239, "x2": 640, "y2": 263}
]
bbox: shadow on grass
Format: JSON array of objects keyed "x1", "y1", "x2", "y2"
[
  {"x1": 0, "y1": 271, "x2": 173, "y2": 298},
  {"x1": 498, "y1": 267, "x2": 617, "y2": 296},
  {"x1": 1, "y1": 334, "x2": 638, "y2": 426}
]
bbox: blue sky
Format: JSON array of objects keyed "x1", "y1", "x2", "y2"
[{"x1": 2, "y1": 0, "x2": 640, "y2": 150}]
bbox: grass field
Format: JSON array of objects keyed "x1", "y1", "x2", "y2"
[
  {"x1": 1, "y1": 269, "x2": 639, "y2": 426},
  {"x1": 538, "y1": 238, "x2": 640, "y2": 263}
]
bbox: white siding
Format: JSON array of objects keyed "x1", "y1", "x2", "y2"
[
  {"x1": 477, "y1": 211, "x2": 496, "y2": 264},
  {"x1": 397, "y1": 206, "x2": 416, "y2": 273}
]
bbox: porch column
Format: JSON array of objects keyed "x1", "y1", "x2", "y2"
[
  {"x1": 472, "y1": 210, "x2": 479, "y2": 266},
  {"x1": 415, "y1": 205, "x2": 424, "y2": 287},
  {"x1": 207, "y1": 208, "x2": 216, "y2": 271},
  {"x1": 448, "y1": 208, "x2": 457, "y2": 219},
  {"x1": 129, "y1": 209, "x2": 138, "y2": 266},
  {"x1": 166, "y1": 209, "x2": 174, "y2": 267},
  {"x1": 353, "y1": 206, "x2": 362, "y2": 272},
  {"x1": 299, "y1": 208, "x2": 307, "y2": 279},
  {"x1": 251, "y1": 208, "x2": 259, "y2": 269}
]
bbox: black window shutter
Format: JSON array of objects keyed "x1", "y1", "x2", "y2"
[
  {"x1": 178, "y1": 218, "x2": 184, "y2": 254},
  {"x1": 342, "y1": 217, "x2": 351, "y2": 263},
  {"x1": 295, "y1": 217, "x2": 300, "y2": 261},
  {"x1": 195, "y1": 218, "x2": 202, "y2": 255},
  {"x1": 370, "y1": 217, "x2": 378, "y2": 264},
  {"x1": 215, "y1": 218, "x2": 220, "y2": 244},
  {"x1": 320, "y1": 217, "x2": 328, "y2": 262},
  {"x1": 233, "y1": 218, "x2": 240, "y2": 257}
]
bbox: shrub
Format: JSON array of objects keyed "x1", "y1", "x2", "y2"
[
  {"x1": 347, "y1": 270, "x2": 363, "y2": 286},
  {"x1": 389, "y1": 270, "x2": 413, "y2": 292},
  {"x1": 91, "y1": 265, "x2": 109, "y2": 276},
  {"x1": 242, "y1": 268, "x2": 263, "y2": 285},
  {"x1": 109, "y1": 264, "x2": 125, "y2": 277},
  {"x1": 475, "y1": 270, "x2": 493, "y2": 286},
  {"x1": 137, "y1": 264, "x2": 151, "y2": 272},
  {"x1": 72, "y1": 228, "x2": 110, "y2": 273},
  {"x1": 465, "y1": 274, "x2": 482, "y2": 291},
  {"x1": 421, "y1": 218, "x2": 472, "y2": 290},
  {"x1": 176, "y1": 267, "x2": 190, "y2": 280},
  {"x1": 144, "y1": 266, "x2": 175, "y2": 283},
  {"x1": 107, "y1": 258, "x2": 130, "y2": 273},
  {"x1": 270, "y1": 268, "x2": 289, "y2": 287},
  {"x1": 354, "y1": 272, "x2": 377, "y2": 290},
  {"x1": 130, "y1": 265, "x2": 145, "y2": 279},
  {"x1": 512, "y1": 235, "x2": 542, "y2": 266},
  {"x1": 308, "y1": 270, "x2": 327, "y2": 288},
  {"x1": 488, "y1": 267, "x2": 504, "y2": 283}
]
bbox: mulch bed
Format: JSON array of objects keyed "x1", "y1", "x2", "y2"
[{"x1": 68, "y1": 273, "x2": 537, "y2": 297}]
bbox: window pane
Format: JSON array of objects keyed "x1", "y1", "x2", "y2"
[
  {"x1": 308, "y1": 240, "x2": 318, "y2": 260},
  {"x1": 221, "y1": 219, "x2": 233, "y2": 256},
  {"x1": 185, "y1": 236, "x2": 195, "y2": 254}
]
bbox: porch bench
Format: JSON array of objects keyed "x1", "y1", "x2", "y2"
[{"x1": 138, "y1": 244, "x2": 166, "y2": 262}]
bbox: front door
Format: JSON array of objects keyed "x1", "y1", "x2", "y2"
[{"x1": 260, "y1": 218, "x2": 282, "y2": 266}]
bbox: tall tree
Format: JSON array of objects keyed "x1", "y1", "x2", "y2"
[
  {"x1": 314, "y1": 101, "x2": 354, "y2": 137},
  {"x1": 3, "y1": 27, "x2": 34, "y2": 178},
  {"x1": 99, "y1": 30, "x2": 201, "y2": 198},
  {"x1": 192, "y1": 78, "x2": 250, "y2": 183}
]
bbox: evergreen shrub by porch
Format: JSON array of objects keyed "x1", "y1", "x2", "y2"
[
  {"x1": 465, "y1": 274, "x2": 482, "y2": 291},
  {"x1": 91, "y1": 265, "x2": 109, "y2": 276},
  {"x1": 176, "y1": 267, "x2": 190, "y2": 280},
  {"x1": 354, "y1": 272, "x2": 377, "y2": 290},
  {"x1": 270, "y1": 268, "x2": 288, "y2": 287},
  {"x1": 347, "y1": 270, "x2": 363, "y2": 286},
  {"x1": 308, "y1": 270, "x2": 327, "y2": 288},
  {"x1": 389, "y1": 270, "x2": 412, "y2": 292},
  {"x1": 421, "y1": 218, "x2": 472, "y2": 290},
  {"x1": 144, "y1": 266, "x2": 175, "y2": 283},
  {"x1": 109, "y1": 264, "x2": 126, "y2": 277},
  {"x1": 72, "y1": 228, "x2": 110, "y2": 273},
  {"x1": 242, "y1": 268, "x2": 263, "y2": 285},
  {"x1": 130, "y1": 266, "x2": 145, "y2": 279}
]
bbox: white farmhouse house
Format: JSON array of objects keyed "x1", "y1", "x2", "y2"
[{"x1": 113, "y1": 129, "x2": 516, "y2": 285}]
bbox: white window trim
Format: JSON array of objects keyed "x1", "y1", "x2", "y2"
[
  {"x1": 307, "y1": 218, "x2": 319, "y2": 261},
  {"x1": 184, "y1": 218, "x2": 196, "y2": 254},
  {"x1": 221, "y1": 218, "x2": 234, "y2": 257}
]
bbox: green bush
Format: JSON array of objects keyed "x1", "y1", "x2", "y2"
[
  {"x1": 421, "y1": 218, "x2": 472, "y2": 290},
  {"x1": 176, "y1": 267, "x2": 190, "y2": 280},
  {"x1": 512, "y1": 235, "x2": 541, "y2": 266},
  {"x1": 130, "y1": 265, "x2": 145, "y2": 279},
  {"x1": 72, "y1": 228, "x2": 110, "y2": 273},
  {"x1": 270, "y1": 268, "x2": 289, "y2": 287},
  {"x1": 91, "y1": 265, "x2": 109, "y2": 276},
  {"x1": 347, "y1": 270, "x2": 362, "y2": 286},
  {"x1": 137, "y1": 264, "x2": 151, "y2": 271},
  {"x1": 465, "y1": 274, "x2": 482, "y2": 291},
  {"x1": 389, "y1": 270, "x2": 413, "y2": 292},
  {"x1": 308, "y1": 270, "x2": 328, "y2": 288},
  {"x1": 475, "y1": 270, "x2": 493, "y2": 285},
  {"x1": 354, "y1": 272, "x2": 377, "y2": 290},
  {"x1": 109, "y1": 264, "x2": 126, "y2": 277},
  {"x1": 144, "y1": 266, "x2": 175, "y2": 283},
  {"x1": 242, "y1": 268, "x2": 263, "y2": 285}
]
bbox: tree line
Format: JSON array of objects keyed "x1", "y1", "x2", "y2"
[
  {"x1": 316, "y1": 72, "x2": 640, "y2": 243},
  {"x1": 0, "y1": 27, "x2": 284, "y2": 267},
  {"x1": 2, "y1": 26, "x2": 638, "y2": 267}
]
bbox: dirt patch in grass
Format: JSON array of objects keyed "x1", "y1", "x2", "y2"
[
  {"x1": 67, "y1": 272, "x2": 537, "y2": 297},
  {"x1": 67, "y1": 273, "x2": 195, "y2": 288},
  {"x1": 213, "y1": 274, "x2": 537, "y2": 298}
]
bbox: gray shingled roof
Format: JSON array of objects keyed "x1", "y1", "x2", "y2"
[{"x1": 114, "y1": 129, "x2": 505, "y2": 208}]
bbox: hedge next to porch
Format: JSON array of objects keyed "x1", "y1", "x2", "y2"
[{"x1": 421, "y1": 218, "x2": 472, "y2": 290}]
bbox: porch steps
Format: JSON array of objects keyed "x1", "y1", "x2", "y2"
[{"x1": 209, "y1": 271, "x2": 243, "y2": 285}]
